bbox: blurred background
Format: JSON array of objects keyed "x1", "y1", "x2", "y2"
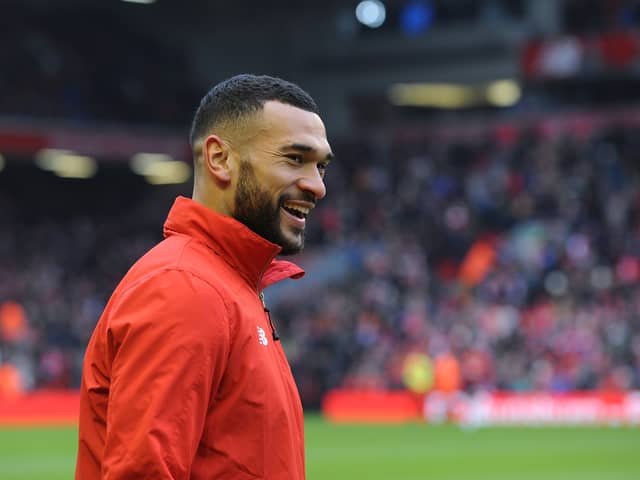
[{"x1": 1, "y1": 0, "x2": 640, "y2": 426}]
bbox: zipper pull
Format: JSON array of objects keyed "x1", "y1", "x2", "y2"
[
  {"x1": 260, "y1": 291, "x2": 280, "y2": 341},
  {"x1": 259, "y1": 291, "x2": 266, "y2": 308}
]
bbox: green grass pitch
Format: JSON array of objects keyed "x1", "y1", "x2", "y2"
[{"x1": 0, "y1": 415, "x2": 638, "y2": 479}]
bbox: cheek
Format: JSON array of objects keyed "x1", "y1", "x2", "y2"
[
  {"x1": 261, "y1": 176, "x2": 290, "y2": 199},
  {"x1": 250, "y1": 165, "x2": 294, "y2": 200}
]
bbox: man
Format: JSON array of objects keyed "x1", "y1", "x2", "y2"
[{"x1": 76, "y1": 74, "x2": 333, "y2": 479}]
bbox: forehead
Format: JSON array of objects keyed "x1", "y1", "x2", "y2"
[{"x1": 253, "y1": 101, "x2": 330, "y2": 151}]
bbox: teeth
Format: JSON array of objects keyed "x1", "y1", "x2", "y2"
[{"x1": 284, "y1": 203, "x2": 310, "y2": 216}]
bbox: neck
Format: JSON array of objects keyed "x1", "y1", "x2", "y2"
[{"x1": 192, "y1": 181, "x2": 232, "y2": 218}]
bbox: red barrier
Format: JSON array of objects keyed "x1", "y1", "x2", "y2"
[
  {"x1": 322, "y1": 389, "x2": 423, "y2": 423},
  {"x1": 323, "y1": 389, "x2": 640, "y2": 425},
  {"x1": 0, "y1": 390, "x2": 79, "y2": 426},
  {"x1": 436, "y1": 390, "x2": 640, "y2": 426}
]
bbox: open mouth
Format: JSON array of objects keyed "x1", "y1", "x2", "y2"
[{"x1": 282, "y1": 202, "x2": 310, "y2": 220}]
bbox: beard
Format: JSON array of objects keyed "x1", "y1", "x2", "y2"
[{"x1": 233, "y1": 160, "x2": 306, "y2": 255}]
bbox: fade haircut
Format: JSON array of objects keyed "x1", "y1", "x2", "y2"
[{"x1": 189, "y1": 74, "x2": 319, "y2": 149}]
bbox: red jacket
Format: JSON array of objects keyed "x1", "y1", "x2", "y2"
[{"x1": 76, "y1": 196, "x2": 306, "y2": 479}]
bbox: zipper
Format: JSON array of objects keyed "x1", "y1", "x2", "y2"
[
  {"x1": 260, "y1": 291, "x2": 280, "y2": 341},
  {"x1": 257, "y1": 251, "x2": 280, "y2": 342}
]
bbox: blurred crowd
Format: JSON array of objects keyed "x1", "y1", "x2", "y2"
[
  {"x1": 283, "y1": 118, "x2": 640, "y2": 407},
  {"x1": 0, "y1": 199, "x2": 160, "y2": 393},
  {"x1": 2, "y1": 113, "x2": 640, "y2": 407}
]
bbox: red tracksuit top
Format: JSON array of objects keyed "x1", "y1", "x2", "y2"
[{"x1": 76, "y1": 196, "x2": 306, "y2": 479}]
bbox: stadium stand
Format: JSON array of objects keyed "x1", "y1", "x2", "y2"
[
  {"x1": 2, "y1": 112, "x2": 639, "y2": 408},
  {"x1": 1, "y1": 0, "x2": 640, "y2": 411}
]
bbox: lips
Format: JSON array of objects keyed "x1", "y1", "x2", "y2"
[{"x1": 280, "y1": 205, "x2": 306, "y2": 229}]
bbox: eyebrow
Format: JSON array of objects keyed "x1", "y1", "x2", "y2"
[{"x1": 282, "y1": 143, "x2": 334, "y2": 161}]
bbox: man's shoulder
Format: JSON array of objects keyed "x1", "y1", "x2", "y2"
[{"x1": 123, "y1": 234, "x2": 239, "y2": 292}]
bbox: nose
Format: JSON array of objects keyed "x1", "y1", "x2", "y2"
[{"x1": 297, "y1": 164, "x2": 326, "y2": 200}]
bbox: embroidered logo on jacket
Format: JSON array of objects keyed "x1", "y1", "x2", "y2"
[{"x1": 257, "y1": 326, "x2": 269, "y2": 346}]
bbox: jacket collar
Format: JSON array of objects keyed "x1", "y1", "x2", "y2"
[{"x1": 163, "y1": 196, "x2": 304, "y2": 290}]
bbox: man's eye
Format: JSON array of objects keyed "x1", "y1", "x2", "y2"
[
  {"x1": 317, "y1": 163, "x2": 329, "y2": 177},
  {"x1": 285, "y1": 154, "x2": 303, "y2": 163}
]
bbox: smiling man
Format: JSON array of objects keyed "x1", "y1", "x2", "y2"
[
  {"x1": 76, "y1": 74, "x2": 333, "y2": 479},
  {"x1": 196, "y1": 98, "x2": 332, "y2": 255}
]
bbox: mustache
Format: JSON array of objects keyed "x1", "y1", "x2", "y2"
[{"x1": 279, "y1": 192, "x2": 317, "y2": 206}]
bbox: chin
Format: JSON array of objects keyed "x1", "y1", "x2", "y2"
[
  {"x1": 274, "y1": 225, "x2": 304, "y2": 255},
  {"x1": 279, "y1": 235, "x2": 304, "y2": 255},
  {"x1": 279, "y1": 242, "x2": 303, "y2": 256}
]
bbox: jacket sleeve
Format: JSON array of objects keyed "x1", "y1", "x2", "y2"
[{"x1": 101, "y1": 269, "x2": 230, "y2": 479}]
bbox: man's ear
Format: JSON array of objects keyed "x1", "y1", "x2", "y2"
[{"x1": 203, "y1": 134, "x2": 232, "y2": 183}]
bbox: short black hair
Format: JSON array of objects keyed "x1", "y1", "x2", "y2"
[{"x1": 189, "y1": 74, "x2": 319, "y2": 148}]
